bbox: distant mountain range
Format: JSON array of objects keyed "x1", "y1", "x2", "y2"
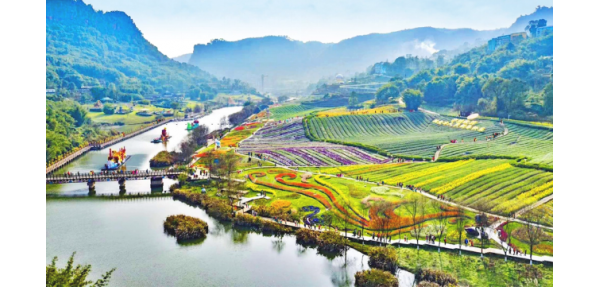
[{"x1": 182, "y1": 6, "x2": 552, "y2": 92}]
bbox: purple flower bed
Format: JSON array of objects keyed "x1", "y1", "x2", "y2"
[
  {"x1": 313, "y1": 147, "x2": 356, "y2": 165},
  {"x1": 283, "y1": 148, "x2": 328, "y2": 166},
  {"x1": 341, "y1": 147, "x2": 388, "y2": 164}
]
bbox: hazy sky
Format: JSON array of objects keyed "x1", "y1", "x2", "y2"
[{"x1": 85, "y1": 0, "x2": 553, "y2": 57}]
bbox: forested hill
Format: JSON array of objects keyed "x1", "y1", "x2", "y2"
[
  {"x1": 371, "y1": 32, "x2": 553, "y2": 121},
  {"x1": 46, "y1": 0, "x2": 215, "y2": 94}
]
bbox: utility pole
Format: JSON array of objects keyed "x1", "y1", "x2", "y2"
[{"x1": 261, "y1": 74, "x2": 268, "y2": 95}]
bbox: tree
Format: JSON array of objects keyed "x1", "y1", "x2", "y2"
[
  {"x1": 46, "y1": 252, "x2": 115, "y2": 287},
  {"x1": 432, "y1": 201, "x2": 448, "y2": 252},
  {"x1": 498, "y1": 79, "x2": 527, "y2": 118},
  {"x1": 219, "y1": 116, "x2": 229, "y2": 130},
  {"x1": 454, "y1": 206, "x2": 467, "y2": 255},
  {"x1": 375, "y1": 84, "x2": 399, "y2": 104},
  {"x1": 177, "y1": 172, "x2": 188, "y2": 187},
  {"x1": 423, "y1": 79, "x2": 446, "y2": 104},
  {"x1": 348, "y1": 92, "x2": 359, "y2": 108},
  {"x1": 277, "y1": 95, "x2": 289, "y2": 103},
  {"x1": 401, "y1": 89, "x2": 423, "y2": 110},
  {"x1": 191, "y1": 125, "x2": 209, "y2": 147},
  {"x1": 473, "y1": 201, "x2": 492, "y2": 258},
  {"x1": 543, "y1": 82, "x2": 553, "y2": 115},
  {"x1": 521, "y1": 205, "x2": 551, "y2": 265},
  {"x1": 193, "y1": 104, "x2": 203, "y2": 114},
  {"x1": 91, "y1": 87, "x2": 106, "y2": 101},
  {"x1": 455, "y1": 76, "x2": 483, "y2": 114},
  {"x1": 499, "y1": 218, "x2": 513, "y2": 262},
  {"x1": 170, "y1": 101, "x2": 181, "y2": 110},
  {"x1": 102, "y1": 104, "x2": 115, "y2": 115},
  {"x1": 453, "y1": 63, "x2": 470, "y2": 75},
  {"x1": 404, "y1": 194, "x2": 426, "y2": 250}
]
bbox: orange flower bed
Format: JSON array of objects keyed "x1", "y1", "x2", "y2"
[{"x1": 247, "y1": 171, "x2": 460, "y2": 231}]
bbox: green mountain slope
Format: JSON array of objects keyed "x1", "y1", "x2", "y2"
[{"x1": 46, "y1": 0, "x2": 215, "y2": 94}]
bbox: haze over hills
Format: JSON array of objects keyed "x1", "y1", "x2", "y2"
[{"x1": 184, "y1": 6, "x2": 552, "y2": 92}]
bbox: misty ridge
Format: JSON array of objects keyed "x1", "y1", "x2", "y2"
[{"x1": 181, "y1": 6, "x2": 552, "y2": 92}]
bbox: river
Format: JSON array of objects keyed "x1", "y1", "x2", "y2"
[
  {"x1": 47, "y1": 106, "x2": 243, "y2": 196},
  {"x1": 46, "y1": 107, "x2": 416, "y2": 286}
]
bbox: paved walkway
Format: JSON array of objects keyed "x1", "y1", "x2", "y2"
[
  {"x1": 240, "y1": 194, "x2": 270, "y2": 205},
  {"x1": 258, "y1": 216, "x2": 553, "y2": 263}
]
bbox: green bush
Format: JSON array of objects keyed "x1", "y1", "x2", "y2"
[
  {"x1": 103, "y1": 104, "x2": 115, "y2": 115},
  {"x1": 416, "y1": 268, "x2": 458, "y2": 287},
  {"x1": 149, "y1": 151, "x2": 175, "y2": 167},
  {"x1": 163, "y1": 214, "x2": 208, "y2": 241},
  {"x1": 368, "y1": 246, "x2": 399, "y2": 272},
  {"x1": 296, "y1": 229, "x2": 320, "y2": 245},
  {"x1": 354, "y1": 269, "x2": 398, "y2": 287},
  {"x1": 317, "y1": 231, "x2": 348, "y2": 255}
]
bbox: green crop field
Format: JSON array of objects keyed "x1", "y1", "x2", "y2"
[
  {"x1": 440, "y1": 123, "x2": 553, "y2": 165},
  {"x1": 306, "y1": 159, "x2": 553, "y2": 216},
  {"x1": 269, "y1": 104, "x2": 327, "y2": 120},
  {"x1": 306, "y1": 111, "x2": 504, "y2": 158}
]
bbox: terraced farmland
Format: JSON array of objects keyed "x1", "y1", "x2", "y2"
[
  {"x1": 269, "y1": 104, "x2": 327, "y2": 121},
  {"x1": 440, "y1": 123, "x2": 553, "y2": 165},
  {"x1": 306, "y1": 112, "x2": 504, "y2": 158},
  {"x1": 308, "y1": 159, "x2": 553, "y2": 216},
  {"x1": 238, "y1": 119, "x2": 390, "y2": 166}
]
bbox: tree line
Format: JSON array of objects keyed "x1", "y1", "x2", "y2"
[{"x1": 374, "y1": 33, "x2": 553, "y2": 120}]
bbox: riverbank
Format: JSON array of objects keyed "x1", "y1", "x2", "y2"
[{"x1": 174, "y1": 184, "x2": 552, "y2": 286}]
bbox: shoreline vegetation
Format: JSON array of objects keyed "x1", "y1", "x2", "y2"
[
  {"x1": 163, "y1": 214, "x2": 209, "y2": 242},
  {"x1": 150, "y1": 151, "x2": 176, "y2": 167}
]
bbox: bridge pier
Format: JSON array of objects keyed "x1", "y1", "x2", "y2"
[
  {"x1": 87, "y1": 179, "x2": 96, "y2": 196},
  {"x1": 118, "y1": 178, "x2": 126, "y2": 194},
  {"x1": 150, "y1": 176, "x2": 163, "y2": 192}
]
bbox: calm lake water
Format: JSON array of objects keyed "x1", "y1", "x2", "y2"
[{"x1": 46, "y1": 106, "x2": 416, "y2": 286}]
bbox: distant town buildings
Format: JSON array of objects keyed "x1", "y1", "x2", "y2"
[
  {"x1": 487, "y1": 32, "x2": 527, "y2": 53},
  {"x1": 487, "y1": 18, "x2": 552, "y2": 53}
]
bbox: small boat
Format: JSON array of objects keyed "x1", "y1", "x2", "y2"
[
  {"x1": 102, "y1": 147, "x2": 131, "y2": 171},
  {"x1": 186, "y1": 120, "x2": 200, "y2": 130},
  {"x1": 151, "y1": 128, "x2": 172, "y2": 143}
]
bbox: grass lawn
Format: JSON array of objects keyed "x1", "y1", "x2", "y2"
[
  {"x1": 392, "y1": 244, "x2": 553, "y2": 286},
  {"x1": 86, "y1": 104, "x2": 182, "y2": 125}
]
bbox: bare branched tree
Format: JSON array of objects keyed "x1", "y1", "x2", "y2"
[
  {"x1": 522, "y1": 205, "x2": 551, "y2": 265},
  {"x1": 432, "y1": 201, "x2": 448, "y2": 253},
  {"x1": 454, "y1": 206, "x2": 467, "y2": 256}
]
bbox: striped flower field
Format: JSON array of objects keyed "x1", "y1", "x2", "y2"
[
  {"x1": 238, "y1": 119, "x2": 390, "y2": 166},
  {"x1": 306, "y1": 111, "x2": 504, "y2": 158},
  {"x1": 305, "y1": 159, "x2": 553, "y2": 216}
]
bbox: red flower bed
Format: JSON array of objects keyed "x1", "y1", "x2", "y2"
[
  {"x1": 234, "y1": 126, "x2": 245, "y2": 131},
  {"x1": 497, "y1": 221, "x2": 509, "y2": 242}
]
